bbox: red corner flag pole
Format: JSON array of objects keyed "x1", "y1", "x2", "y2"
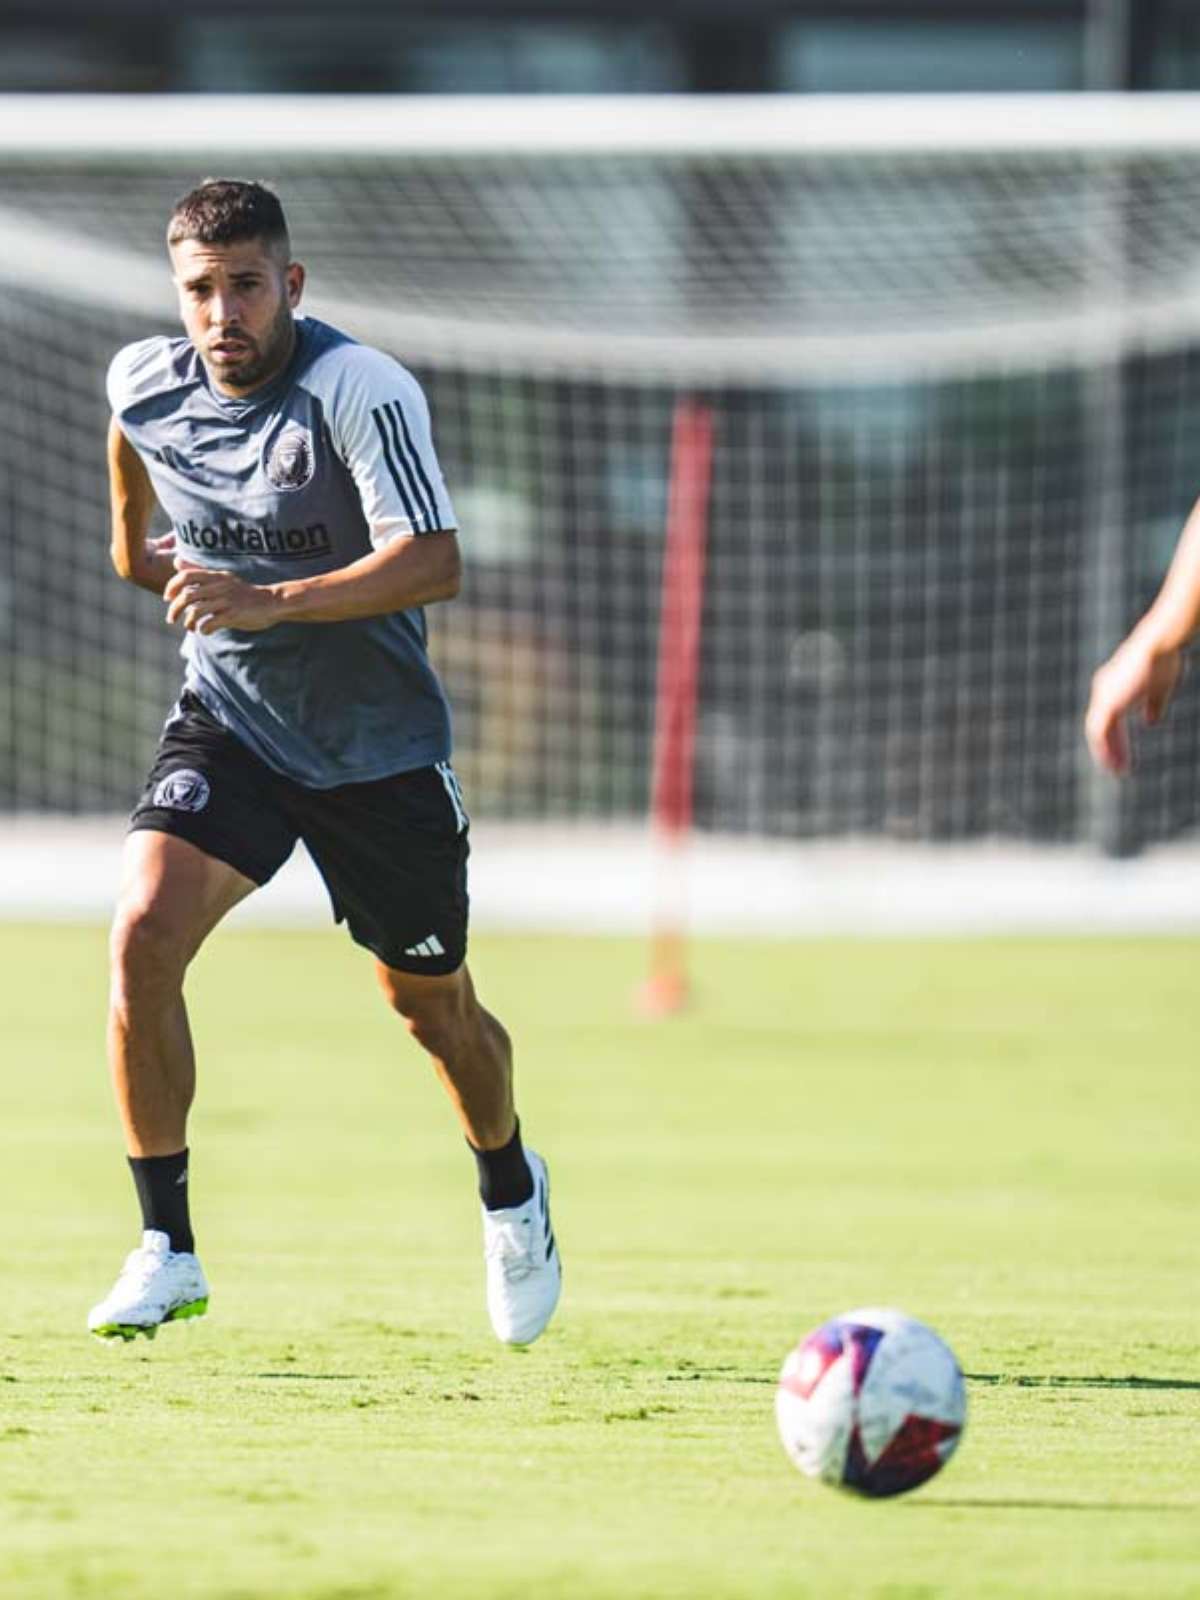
[{"x1": 639, "y1": 397, "x2": 715, "y2": 1016}]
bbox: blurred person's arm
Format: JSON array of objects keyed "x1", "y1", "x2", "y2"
[
  {"x1": 1084, "y1": 496, "x2": 1200, "y2": 775},
  {"x1": 108, "y1": 418, "x2": 175, "y2": 594}
]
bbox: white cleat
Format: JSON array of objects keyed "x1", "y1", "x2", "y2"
[
  {"x1": 482, "y1": 1149, "x2": 561, "y2": 1346},
  {"x1": 88, "y1": 1229, "x2": 210, "y2": 1342}
]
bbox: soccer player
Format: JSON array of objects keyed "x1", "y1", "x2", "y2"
[
  {"x1": 88, "y1": 179, "x2": 561, "y2": 1347},
  {"x1": 1085, "y1": 498, "x2": 1200, "y2": 774}
]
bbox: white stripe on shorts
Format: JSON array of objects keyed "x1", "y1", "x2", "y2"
[{"x1": 435, "y1": 761, "x2": 469, "y2": 834}]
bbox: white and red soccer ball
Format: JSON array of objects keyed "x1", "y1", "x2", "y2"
[{"x1": 775, "y1": 1307, "x2": 966, "y2": 1497}]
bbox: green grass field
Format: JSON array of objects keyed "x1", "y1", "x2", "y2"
[{"x1": 0, "y1": 923, "x2": 1197, "y2": 1600}]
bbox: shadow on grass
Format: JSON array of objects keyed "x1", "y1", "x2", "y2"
[
  {"x1": 255, "y1": 1372, "x2": 359, "y2": 1380},
  {"x1": 669, "y1": 1371, "x2": 1200, "y2": 1391},
  {"x1": 966, "y1": 1372, "x2": 1200, "y2": 1392},
  {"x1": 914, "y1": 1498, "x2": 1193, "y2": 1513}
]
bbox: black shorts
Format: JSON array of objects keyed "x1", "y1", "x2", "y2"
[{"x1": 129, "y1": 691, "x2": 470, "y2": 976}]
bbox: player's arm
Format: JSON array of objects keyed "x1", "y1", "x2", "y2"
[
  {"x1": 269, "y1": 529, "x2": 461, "y2": 621},
  {"x1": 165, "y1": 351, "x2": 463, "y2": 633},
  {"x1": 107, "y1": 417, "x2": 175, "y2": 595},
  {"x1": 1084, "y1": 494, "x2": 1200, "y2": 775},
  {"x1": 165, "y1": 530, "x2": 461, "y2": 632}
]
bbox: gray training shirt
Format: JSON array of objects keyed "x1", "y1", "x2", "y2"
[{"x1": 107, "y1": 315, "x2": 458, "y2": 788}]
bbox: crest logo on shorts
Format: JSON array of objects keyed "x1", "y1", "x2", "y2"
[
  {"x1": 153, "y1": 769, "x2": 211, "y2": 813},
  {"x1": 264, "y1": 427, "x2": 315, "y2": 492}
]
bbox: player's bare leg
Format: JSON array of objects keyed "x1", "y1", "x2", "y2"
[
  {"x1": 90, "y1": 832, "x2": 256, "y2": 1341},
  {"x1": 109, "y1": 831, "x2": 256, "y2": 1153},
  {"x1": 376, "y1": 961, "x2": 561, "y2": 1345},
  {"x1": 375, "y1": 962, "x2": 514, "y2": 1148}
]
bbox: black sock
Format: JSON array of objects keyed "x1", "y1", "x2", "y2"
[
  {"x1": 128, "y1": 1149, "x2": 195, "y2": 1254},
  {"x1": 470, "y1": 1121, "x2": 534, "y2": 1211}
]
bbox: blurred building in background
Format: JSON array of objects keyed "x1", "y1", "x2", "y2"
[{"x1": 0, "y1": 0, "x2": 1192, "y2": 97}]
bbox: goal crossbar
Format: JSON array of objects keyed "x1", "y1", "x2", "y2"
[{"x1": 1, "y1": 94, "x2": 1200, "y2": 157}]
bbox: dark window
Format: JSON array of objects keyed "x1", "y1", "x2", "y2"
[
  {"x1": 174, "y1": 17, "x2": 684, "y2": 94},
  {"x1": 1147, "y1": 7, "x2": 1200, "y2": 89},
  {"x1": 776, "y1": 20, "x2": 1085, "y2": 94}
]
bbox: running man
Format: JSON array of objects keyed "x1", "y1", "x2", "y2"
[{"x1": 89, "y1": 179, "x2": 560, "y2": 1346}]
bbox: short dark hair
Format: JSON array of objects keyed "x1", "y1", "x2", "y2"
[{"x1": 167, "y1": 178, "x2": 290, "y2": 256}]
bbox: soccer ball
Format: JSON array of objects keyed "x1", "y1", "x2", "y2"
[{"x1": 775, "y1": 1307, "x2": 966, "y2": 1498}]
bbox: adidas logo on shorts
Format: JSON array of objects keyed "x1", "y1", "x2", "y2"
[{"x1": 404, "y1": 934, "x2": 446, "y2": 958}]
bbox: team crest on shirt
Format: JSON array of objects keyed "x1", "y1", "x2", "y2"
[
  {"x1": 153, "y1": 769, "x2": 211, "y2": 813},
  {"x1": 263, "y1": 426, "x2": 315, "y2": 492}
]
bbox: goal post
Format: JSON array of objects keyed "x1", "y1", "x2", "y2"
[
  {"x1": 642, "y1": 397, "x2": 714, "y2": 1014},
  {"x1": 4, "y1": 93, "x2": 1200, "y2": 929}
]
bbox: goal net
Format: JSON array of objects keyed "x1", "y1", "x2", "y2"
[{"x1": 4, "y1": 95, "x2": 1200, "y2": 860}]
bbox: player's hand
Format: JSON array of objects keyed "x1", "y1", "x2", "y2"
[
  {"x1": 164, "y1": 556, "x2": 281, "y2": 634},
  {"x1": 1084, "y1": 639, "x2": 1183, "y2": 776}
]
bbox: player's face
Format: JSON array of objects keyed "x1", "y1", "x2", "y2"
[{"x1": 171, "y1": 236, "x2": 306, "y2": 397}]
